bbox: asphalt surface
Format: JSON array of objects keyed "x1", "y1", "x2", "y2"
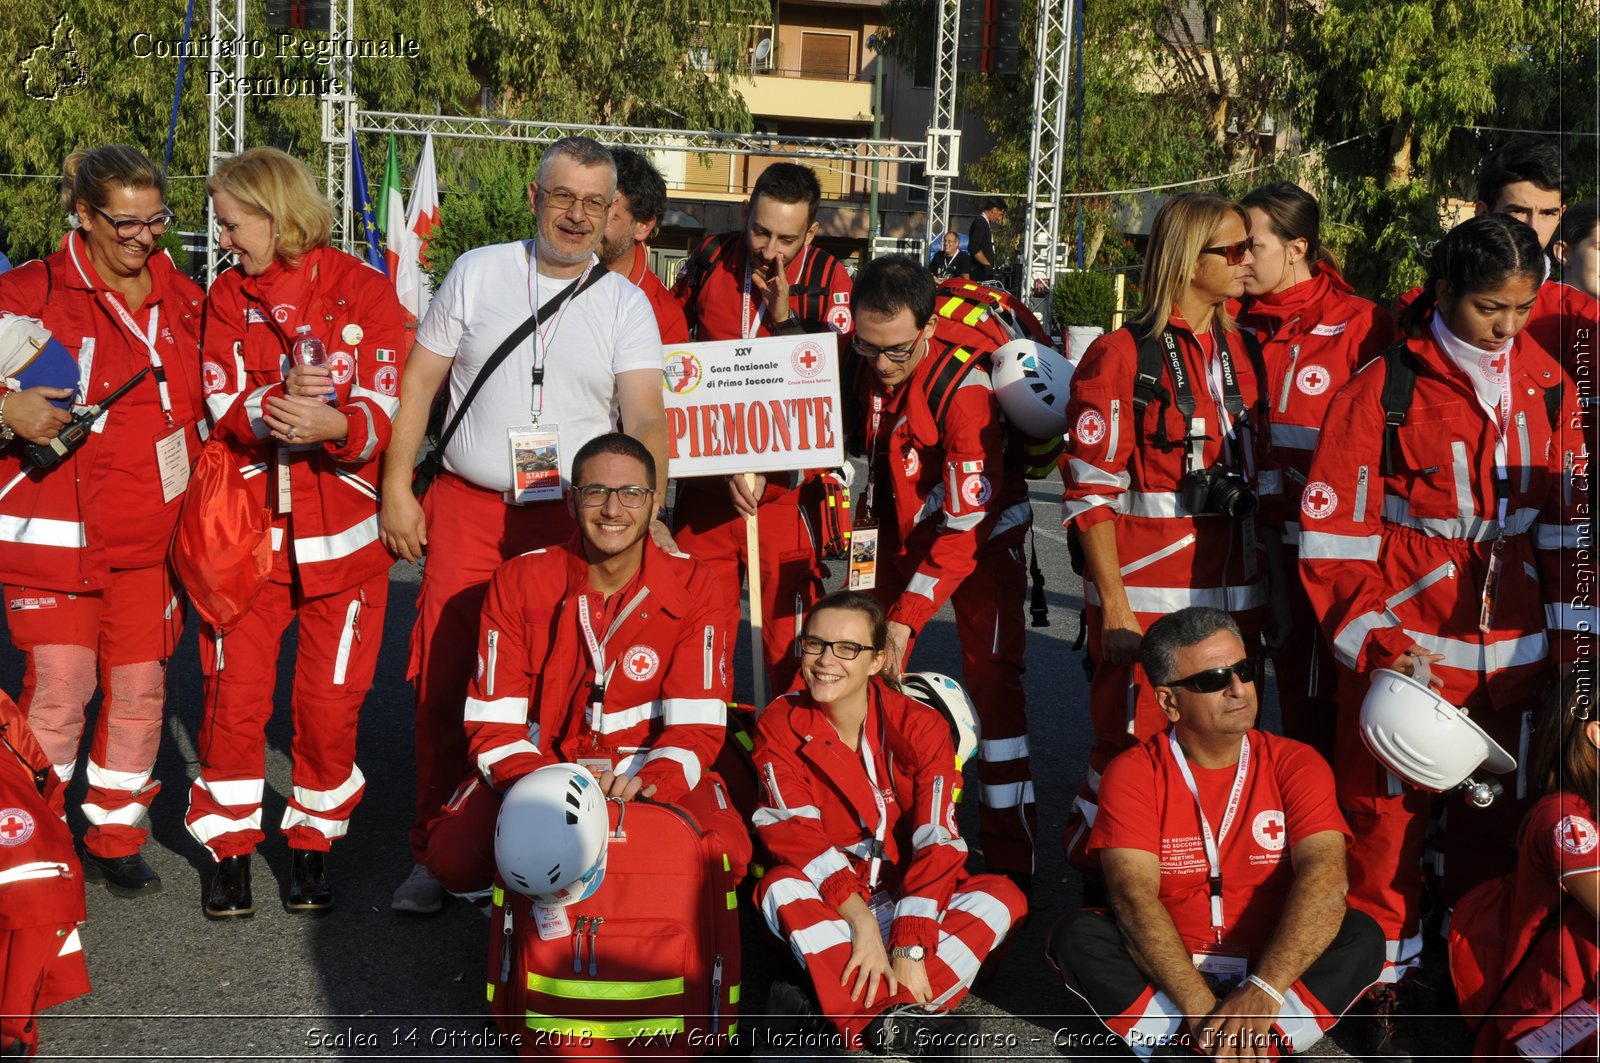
[{"x1": 0, "y1": 469, "x2": 1468, "y2": 1061}]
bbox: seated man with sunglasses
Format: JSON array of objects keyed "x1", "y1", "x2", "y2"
[
  {"x1": 421, "y1": 433, "x2": 751, "y2": 894},
  {"x1": 1050, "y1": 607, "x2": 1384, "y2": 1060}
]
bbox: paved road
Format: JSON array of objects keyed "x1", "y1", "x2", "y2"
[{"x1": 2, "y1": 471, "x2": 1463, "y2": 1061}]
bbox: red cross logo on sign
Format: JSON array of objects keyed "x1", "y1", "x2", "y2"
[
  {"x1": 1300, "y1": 481, "x2": 1338, "y2": 520},
  {"x1": 791, "y1": 341, "x2": 826, "y2": 378},
  {"x1": 1252, "y1": 809, "x2": 1287, "y2": 852},
  {"x1": 1556, "y1": 814, "x2": 1598, "y2": 855},
  {"x1": 622, "y1": 645, "x2": 660, "y2": 681},
  {"x1": 0, "y1": 808, "x2": 34, "y2": 847}
]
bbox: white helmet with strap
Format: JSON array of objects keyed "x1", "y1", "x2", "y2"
[
  {"x1": 495, "y1": 763, "x2": 611, "y2": 905},
  {"x1": 1359, "y1": 668, "x2": 1516, "y2": 795},
  {"x1": 989, "y1": 338, "x2": 1073, "y2": 437},
  {"x1": 900, "y1": 672, "x2": 981, "y2": 768}
]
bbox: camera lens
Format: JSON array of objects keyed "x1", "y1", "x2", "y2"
[{"x1": 1212, "y1": 476, "x2": 1257, "y2": 520}]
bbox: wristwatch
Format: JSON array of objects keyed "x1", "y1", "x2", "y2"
[{"x1": 890, "y1": 944, "x2": 926, "y2": 962}]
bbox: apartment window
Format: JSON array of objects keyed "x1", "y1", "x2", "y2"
[
  {"x1": 801, "y1": 32, "x2": 853, "y2": 79},
  {"x1": 904, "y1": 164, "x2": 928, "y2": 206},
  {"x1": 1160, "y1": 1, "x2": 1213, "y2": 48}
]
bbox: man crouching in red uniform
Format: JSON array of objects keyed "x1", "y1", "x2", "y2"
[
  {"x1": 422, "y1": 432, "x2": 751, "y2": 890},
  {"x1": 0, "y1": 690, "x2": 88, "y2": 1057}
]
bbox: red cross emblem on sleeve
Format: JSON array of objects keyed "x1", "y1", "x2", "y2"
[
  {"x1": 1557, "y1": 815, "x2": 1598, "y2": 855},
  {"x1": 0, "y1": 809, "x2": 34, "y2": 846},
  {"x1": 1300, "y1": 481, "x2": 1338, "y2": 519},
  {"x1": 1252, "y1": 809, "x2": 1287, "y2": 852}
]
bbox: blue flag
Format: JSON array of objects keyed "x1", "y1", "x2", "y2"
[{"x1": 350, "y1": 133, "x2": 389, "y2": 275}]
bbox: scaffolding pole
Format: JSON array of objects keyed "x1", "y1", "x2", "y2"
[
  {"x1": 924, "y1": 0, "x2": 962, "y2": 247},
  {"x1": 323, "y1": 0, "x2": 357, "y2": 254},
  {"x1": 1020, "y1": 0, "x2": 1076, "y2": 329},
  {"x1": 205, "y1": 0, "x2": 246, "y2": 282}
]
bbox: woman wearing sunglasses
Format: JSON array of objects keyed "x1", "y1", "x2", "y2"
[
  {"x1": 186, "y1": 147, "x2": 408, "y2": 919},
  {"x1": 753, "y1": 590, "x2": 1026, "y2": 1055},
  {"x1": 1234, "y1": 182, "x2": 1395, "y2": 763},
  {"x1": 1059, "y1": 192, "x2": 1272, "y2": 883},
  {"x1": 1298, "y1": 214, "x2": 1588, "y2": 1049},
  {"x1": 0, "y1": 145, "x2": 205, "y2": 899}
]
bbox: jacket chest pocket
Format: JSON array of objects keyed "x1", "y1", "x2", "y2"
[
  {"x1": 520, "y1": 608, "x2": 554, "y2": 677},
  {"x1": 1395, "y1": 411, "x2": 1472, "y2": 519}
]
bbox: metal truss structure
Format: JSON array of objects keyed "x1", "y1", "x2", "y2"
[
  {"x1": 205, "y1": 0, "x2": 246, "y2": 280},
  {"x1": 924, "y1": 0, "x2": 962, "y2": 247},
  {"x1": 1020, "y1": 0, "x2": 1077, "y2": 328},
  {"x1": 322, "y1": 0, "x2": 357, "y2": 255}
]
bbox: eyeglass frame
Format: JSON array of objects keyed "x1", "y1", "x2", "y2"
[
  {"x1": 851, "y1": 334, "x2": 923, "y2": 364},
  {"x1": 1199, "y1": 238, "x2": 1253, "y2": 266},
  {"x1": 1163, "y1": 658, "x2": 1255, "y2": 694},
  {"x1": 572, "y1": 483, "x2": 655, "y2": 509},
  {"x1": 537, "y1": 184, "x2": 614, "y2": 219},
  {"x1": 797, "y1": 634, "x2": 882, "y2": 661},
  {"x1": 92, "y1": 204, "x2": 176, "y2": 238}
]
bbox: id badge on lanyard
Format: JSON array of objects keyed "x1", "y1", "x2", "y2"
[
  {"x1": 507, "y1": 423, "x2": 562, "y2": 505},
  {"x1": 850, "y1": 392, "x2": 885, "y2": 589},
  {"x1": 1481, "y1": 387, "x2": 1512, "y2": 633},
  {"x1": 1169, "y1": 730, "x2": 1251, "y2": 944}
]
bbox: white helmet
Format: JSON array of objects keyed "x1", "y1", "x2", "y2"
[
  {"x1": 901, "y1": 672, "x2": 981, "y2": 768},
  {"x1": 989, "y1": 338, "x2": 1073, "y2": 437},
  {"x1": 1359, "y1": 669, "x2": 1516, "y2": 793},
  {"x1": 495, "y1": 764, "x2": 611, "y2": 905}
]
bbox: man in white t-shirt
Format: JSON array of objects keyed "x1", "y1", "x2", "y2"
[{"x1": 379, "y1": 136, "x2": 668, "y2": 913}]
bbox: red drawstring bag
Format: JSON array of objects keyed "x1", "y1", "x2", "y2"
[{"x1": 169, "y1": 438, "x2": 271, "y2": 631}]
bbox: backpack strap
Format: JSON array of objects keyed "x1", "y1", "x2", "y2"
[
  {"x1": 1544, "y1": 379, "x2": 1563, "y2": 432},
  {"x1": 1126, "y1": 322, "x2": 1182, "y2": 452},
  {"x1": 1378, "y1": 340, "x2": 1420, "y2": 477},
  {"x1": 677, "y1": 232, "x2": 739, "y2": 339},
  {"x1": 791, "y1": 247, "x2": 835, "y2": 333}
]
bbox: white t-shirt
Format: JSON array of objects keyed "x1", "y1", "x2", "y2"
[{"x1": 415, "y1": 240, "x2": 663, "y2": 491}]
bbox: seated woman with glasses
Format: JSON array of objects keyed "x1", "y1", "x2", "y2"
[
  {"x1": 186, "y1": 147, "x2": 409, "y2": 919},
  {"x1": 1057, "y1": 193, "x2": 1274, "y2": 887},
  {"x1": 0, "y1": 144, "x2": 206, "y2": 903},
  {"x1": 752, "y1": 590, "x2": 1026, "y2": 1056}
]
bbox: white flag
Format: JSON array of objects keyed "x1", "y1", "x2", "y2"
[{"x1": 396, "y1": 133, "x2": 440, "y2": 321}]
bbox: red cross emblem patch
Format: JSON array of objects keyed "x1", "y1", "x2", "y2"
[
  {"x1": 1301, "y1": 481, "x2": 1338, "y2": 520},
  {"x1": 202, "y1": 361, "x2": 228, "y2": 395},
  {"x1": 1295, "y1": 364, "x2": 1330, "y2": 396},
  {"x1": 0, "y1": 808, "x2": 35, "y2": 847},
  {"x1": 622, "y1": 645, "x2": 660, "y2": 681},
  {"x1": 1555, "y1": 814, "x2": 1598, "y2": 855},
  {"x1": 1252, "y1": 809, "x2": 1286, "y2": 852},
  {"x1": 1074, "y1": 409, "x2": 1106, "y2": 446}
]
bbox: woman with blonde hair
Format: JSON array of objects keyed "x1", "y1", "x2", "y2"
[
  {"x1": 0, "y1": 144, "x2": 205, "y2": 898},
  {"x1": 187, "y1": 147, "x2": 407, "y2": 918},
  {"x1": 1057, "y1": 193, "x2": 1272, "y2": 881}
]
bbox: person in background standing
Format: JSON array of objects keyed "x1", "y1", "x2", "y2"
[{"x1": 966, "y1": 198, "x2": 1004, "y2": 283}]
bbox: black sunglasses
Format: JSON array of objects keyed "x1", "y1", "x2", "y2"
[
  {"x1": 1168, "y1": 659, "x2": 1255, "y2": 694},
  {"x1": 1200, "y1": 238, "x2": 1253, "y2": 266}
]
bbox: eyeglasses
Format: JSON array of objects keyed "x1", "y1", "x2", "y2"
[
  {"x1": 1200, "y1": 238, "x2": 1253, "y2": 266},
  {"x1": 798, "y1": 635, "x2": 880, "y2": 660},
  {"x1": 573, "y1": 484, "x2": 654, "y2": 508},
  {"x1": 852, "y1": 336, "x2": 921, "y2": 364},
  {"x1": 539, "y1": 185, "x2": 613, "y2": 219},
  {"x1": 1167, "y1": 659, "x2": 1255, "y2": 694},
  {"x1": 94, "y1": 205, "x2": 175, "y2": 238}
]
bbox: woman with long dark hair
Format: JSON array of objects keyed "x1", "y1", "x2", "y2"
[
  {"x1": 1236, "y1": 181, "x2": 1394, "y2": 760},
  {"x1": 1299, "y1": 213, "x2": 1588, "y2": 1051}
]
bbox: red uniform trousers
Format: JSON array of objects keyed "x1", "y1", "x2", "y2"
[
  {"x1": 670, "y1": 477, "x2": 823, "y2": 699},
  {"x1": 0, "y1": 924, "x2": 88, "y2": 1058},
  {"x1": 879, "y1": 541, "x2": 1036, "y2": 879},
  {"x1": 1272, "y1": 556, "x2": 1338, "y2": 763},
  {"x1": 423, "y1": 772, "x2": 752, "y2": 894},
  {"x1": 1332, "y1": 667, "x2": 1532, "y2": 980},
  {"x1": 5, "y1": 565, "x2": 181, "y2": 858},
  {"x1": 185, "y1": 572, "x2": 389, "y2": 857},
  {"x1": 406, "y1": 472, "x2": 575, "y2": 860},
  {"x1": 757, "y1": 865, "x2": 1025, "y2": 1045}
]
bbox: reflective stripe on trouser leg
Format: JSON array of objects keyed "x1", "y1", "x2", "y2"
[
  {"x1": 952, "y1": 547, "x2": 1035, "y2": 876},
  {"x1": 283, "y1": 574, "x2": 387, "y2": 850},
  {"x1": 82, "y1": 659, "x2": 166, "y2": 857},
  {"x1": 1052, "y1": 908, "x2": 1185, "y2": 1058},
  {"x1": 926, "y1": 875, "x2": 1027, "y2": 1009},
  {"x1": 185, "y1": 775, "x2": 266, "y2": 859}
]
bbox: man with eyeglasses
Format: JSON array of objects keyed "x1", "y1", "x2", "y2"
[
  {"x1": 849, "y1": 255, "x2": 1037, "y2": 896},
  {"x1": 669, "y1": 162, "x2": 853, "y2": 700},
  {"x1": 421, "y1": 432, "x2": 749, "y2": 894},
  {"x1": 1052, "y1": 606, "x2": 1384, "y2": 1061},
  {"x1": 381, "y1": 136, "x2": 669, "y2": 914}
]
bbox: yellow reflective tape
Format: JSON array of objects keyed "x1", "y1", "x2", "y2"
[
  {"x1": 730, "y1": 1022, "x2": 739, "y2": 1038},
  {"x1": 486, "y1": 983, "x2": 495, "y2": 1003},
  {"x1": 753, "y1": 862, "x2": 766, "y2": 879},
  {"x1": 953, "y1": 786, "x2": 964, "y2": 804},
  {"x1": 527, "y1": 971, "x2": 685, "y2": 1000},
  {"x1": 963, "y1": 304, "x2": 987, "y2": 327},
  {"x1": 726, "y1": 891, "x2": 738, "y2": 910},
  {"x1": 492, "y1": 885, "x2": 504, "y2": 906},
  {"x1": 730, "y1": 984, "x2": 741, "y2": 1005},
  {"x1": 952, "y1": 347, "x2": 973, "y2": 364},
  {"x1": 736, "y1": 730, "x2": 753, "y2": 751},
  {"x1": 938, "y1": 296, "x2": 964, "y2": 318},
  {"x1": 525, "y1": 1013, "x2": 686, "y2": 1039},
  {"x1": 723, "y1": 853, "x2": 731, "y2": 872}
]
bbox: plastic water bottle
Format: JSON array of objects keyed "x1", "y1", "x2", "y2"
[{"x1": 288, "y1": 325, "x2": 336, "y2": 403}]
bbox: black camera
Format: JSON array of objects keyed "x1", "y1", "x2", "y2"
[{"x1": 1180, "y1": 465, "x2": 1257, "y2": 521}]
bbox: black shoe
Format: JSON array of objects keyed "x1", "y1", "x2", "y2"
[
  {"x1": 287, "y1": 849, "x2": 333, "y2": 912},
  {"x1": 204, "y1": 855, "x2": 254, "y2": 919},
  {"x1": 1363, "y1": 982, "x2": 1417, "y2": 1063},
  {"x1": 82, "y1": 851, "x2": 162, "y2": 898},
  {"x1": 871, "y1": 1006, "x2": 981, "y2": 1059},
  {"x1": 764, "y1": 980, "x2": 827, "y2": 1044}
]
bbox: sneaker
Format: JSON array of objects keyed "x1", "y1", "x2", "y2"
[
  {"x1": 873, "y1": 1005, "x2": 981, "y2": 1060},
  {"x1": 1363, "y1": 982, "x2": 1417, "y2": 1063},
  {"x1": 391, "y1": 862, "x2": 443, "y2": 914},
  {"x1": 764, "y1": 979, "x2": 826, "y2": 1042}
]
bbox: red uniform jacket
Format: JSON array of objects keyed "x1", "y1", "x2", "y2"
[
  {"x1": 465, "y1": 537, "x2": 731, "y2": 805},
  {"x1": 0, "y1": 234, "x2": 204, "y2": 591},
  {"x1": 862, "y1": 339, "x2": 1030, "y2": 632},
  {"x1": 753, "y1": 681, "x2": 969, "y2": 954},
  {"x1": 1236, "y1": 267, "x2": 1393, "y2": 544},
  {"x1": 1299, "y1": 324, "x2": 1587, "y2": 712},
  {"x1": 202, "y1": 245, "x2": 406, "y2": 597},
  {"x1": 1060, "y1": 313, "x2": 1269, "y2": 625},
  {"x1": 0, "y1": 691, "x2": 84, "y2": 933},
  {"x1": 621, "y1": 243, "x2": 689, "y2": 346}
]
